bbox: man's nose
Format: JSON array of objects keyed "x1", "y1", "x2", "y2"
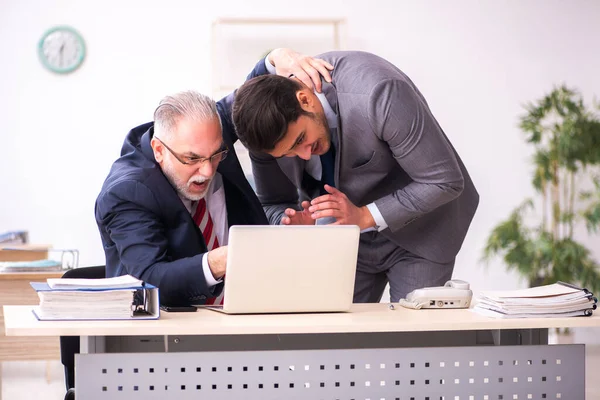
[
  {"x1": 296, "y1": 144, "x2": 313, "y2": 160},
  {"x1": 197, "y1": 160, "x2": 216, "y2": 176}
]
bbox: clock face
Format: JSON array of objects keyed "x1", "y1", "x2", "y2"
[{"x1": 38, "y1": 26, "x2": 86, "y2": 74}]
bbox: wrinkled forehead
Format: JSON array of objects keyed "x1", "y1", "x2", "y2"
[{"x1": 172, "y1": 117, "x2": 224, "y2": 153}]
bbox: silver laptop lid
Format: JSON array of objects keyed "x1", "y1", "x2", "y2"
[{"x1": 223, "y1": 225, "x2": 359, "y2": 314}]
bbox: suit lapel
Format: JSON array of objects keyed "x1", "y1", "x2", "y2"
[
  {"x1": 219, "y1": 155, "x2": 255, "y2": 227},
  {"x1": 322, "y1": 81, "x2": 338, "y2": 112},
  {"x1": 219, "y1": 153, "x2": 268, "y2": 227}
]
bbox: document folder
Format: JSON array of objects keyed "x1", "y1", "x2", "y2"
[
  {"x1": 473, "y1": 282, "x2": 597, "y2": 319},
  {"x1": 30, "y1": 281, "x2": 160, "y2": 321}
]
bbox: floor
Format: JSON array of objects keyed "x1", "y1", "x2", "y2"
[
  {"x1": 586, "y1": 344, "x2": 600, "y2": 399},
  {"x1": 2, "y1": 360, "x2": 65, "y2": 400},
  {"x1": 2, "y1": 336, "x2": 600, "y2": 399}
]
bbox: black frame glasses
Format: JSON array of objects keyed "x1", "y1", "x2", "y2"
[{"x1": 155, "y1": 137, "x2": 229, "y2": 167}]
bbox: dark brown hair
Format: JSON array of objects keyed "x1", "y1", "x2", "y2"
[{"x1": 233, "y1": 75, "x2": 310, "y2": 153}]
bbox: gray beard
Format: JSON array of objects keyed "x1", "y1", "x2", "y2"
[{"x1": 162, "y1": 160, "x2": 209, "y2": 202}]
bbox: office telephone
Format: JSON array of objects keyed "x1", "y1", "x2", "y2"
[{"x1": 398, "y1": 280, "x2": 473, "y2": 310}]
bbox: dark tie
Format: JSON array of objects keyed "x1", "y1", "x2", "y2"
[{"x1": 319, "y1": 136, "x2": 336, "y2": 195}]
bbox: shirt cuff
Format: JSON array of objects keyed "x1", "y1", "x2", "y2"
[
  {"x1": 202, "y1": 253, "x2": 222, "y2": 287},
  {"x1": 366, "y1": 202, "x2": 389, "y2": 232},
  {"x1": 264, "y1": 52, "x2": 276, "y2": 75}
]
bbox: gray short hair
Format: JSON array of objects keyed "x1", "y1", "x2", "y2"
[{"x1": 153, "y1": 90, "x2": 219, "y2": 140}]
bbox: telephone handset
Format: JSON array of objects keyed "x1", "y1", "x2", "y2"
[{"x1": 398, "y1": 279, "x2": 473, "y2": 310}]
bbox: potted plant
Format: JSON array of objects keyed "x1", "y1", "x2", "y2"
[{"x1": 482, "y1": 86, "x2": 600, "y2": 310}]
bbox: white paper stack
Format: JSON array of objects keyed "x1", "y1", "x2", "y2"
[
  {"x1": 30, "y1": 274, "x2": 159, "y2": 320},
  {"x1": 36, "y1": 290, "x2": 135, "y2": 320},
  {"x1": 473, "y1": 282, "x2": 597, "y2": 318}
]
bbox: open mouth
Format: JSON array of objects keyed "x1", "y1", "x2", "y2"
[{"x1": 190, "y1": 181, "x2": 208, "y2": 191}]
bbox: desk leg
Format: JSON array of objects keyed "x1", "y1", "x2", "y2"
[
  {"x1": 76, "y1": 336, "x2": 106, "y2": 399},
  {"x1": 45, "y1": 361, "x2": 51, "y2": 384},
  {"x1": 80, "y1": 336, "x2": 106, "y2": 354}
]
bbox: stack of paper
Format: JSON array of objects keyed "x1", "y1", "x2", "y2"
[
  {"x1": 473, "y1": 282, "x2": 597, "y2": 318},
  {"x1": 35, "y1": 289, "x2": 135, "y2": 320},
  {"x1": 30, "y1": 274, "x2": 159, "y2": 320}
]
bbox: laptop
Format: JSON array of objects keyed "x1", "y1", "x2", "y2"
[{"x1": 201, "y1": 225, "x2": 359, "y2": 314}]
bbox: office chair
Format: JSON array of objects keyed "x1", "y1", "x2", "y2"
[{"x1": 60, "y1": 265, "x2": 105, "y2": 400}]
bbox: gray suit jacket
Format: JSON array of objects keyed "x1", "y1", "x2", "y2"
[{"x1": 251, "y1": 51, "x2": 479, "y2": 264}]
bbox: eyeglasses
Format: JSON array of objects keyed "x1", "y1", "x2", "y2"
[{"x1": 155, "y1": 137, "x2": 229, "y2": 167}]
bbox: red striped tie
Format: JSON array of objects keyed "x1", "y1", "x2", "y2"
[{"x1": 193, "y1": 198, "x2": 223, "y2": 305}]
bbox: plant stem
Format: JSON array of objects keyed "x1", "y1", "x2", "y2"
[
  {"x1": 542, "y1": 180, "x2": 547, "y2": 233},
  {"x1": 569, "y1": 172, "x2": 575, "y2": 238},
  {"x1": 552, "y1": 159, "x2": 560, "y2": 239},
  {"x1": 562, "y1": 168, "x2": 568, "y2": 239}
]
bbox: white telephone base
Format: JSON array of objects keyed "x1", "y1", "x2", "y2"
[{"x1": 398, "y1": 279, "x2": 473, "y2": 310}]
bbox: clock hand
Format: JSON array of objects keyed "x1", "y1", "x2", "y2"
[{"x1": 59, "y1": 43, "x2": 65, "y2": 67}]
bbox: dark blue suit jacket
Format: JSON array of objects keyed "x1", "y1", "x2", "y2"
[{"x1": 95, "y1": 59, "x2": 269, "y2": 306}]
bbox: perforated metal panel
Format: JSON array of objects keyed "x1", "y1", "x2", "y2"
[{"x1": 76, "y1": 344, "x2": 584, "y2": 400}]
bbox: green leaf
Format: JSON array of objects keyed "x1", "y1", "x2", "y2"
[
  {"x1": 584, "y1": 202, "x2": 600, "y2": 233},
  {"x1": 484, "y1": 84, "x2": 600, "y2": 291}
]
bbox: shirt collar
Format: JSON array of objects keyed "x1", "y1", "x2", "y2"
[{"x1": 314, "y1": 91, "x2": 338, "y2": 129}]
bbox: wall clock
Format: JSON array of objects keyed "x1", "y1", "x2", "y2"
[{"x1": 38, "y1": 26, "x2": 86, "y2": 74}]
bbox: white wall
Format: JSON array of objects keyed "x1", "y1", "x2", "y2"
[{"x1": 1, "y1": 0, "x2": 599, "y2": 296}]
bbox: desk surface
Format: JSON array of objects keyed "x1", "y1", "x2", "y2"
[{"x1": 5, "y1": 304, "x2": 600, "y2": 337}]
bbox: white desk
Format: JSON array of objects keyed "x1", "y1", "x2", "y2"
[
  {"x1": 5, "y1": 304, "x2": 600, "y2": 399},
  {"x1": 6, "y1": 303, "x2": 600, "y2": 336}
]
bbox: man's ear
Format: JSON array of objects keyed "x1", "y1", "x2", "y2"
[
  {"x1": 296, "y1": 89, "x2": 314, "y2": 112},
  {"x1": 150, "y1": 137, "x2": 164, "y2": 163}
]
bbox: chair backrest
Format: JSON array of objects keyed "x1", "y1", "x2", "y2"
[{"x1": 61, "y1": 265, "x2": 105, "y2": 280}]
